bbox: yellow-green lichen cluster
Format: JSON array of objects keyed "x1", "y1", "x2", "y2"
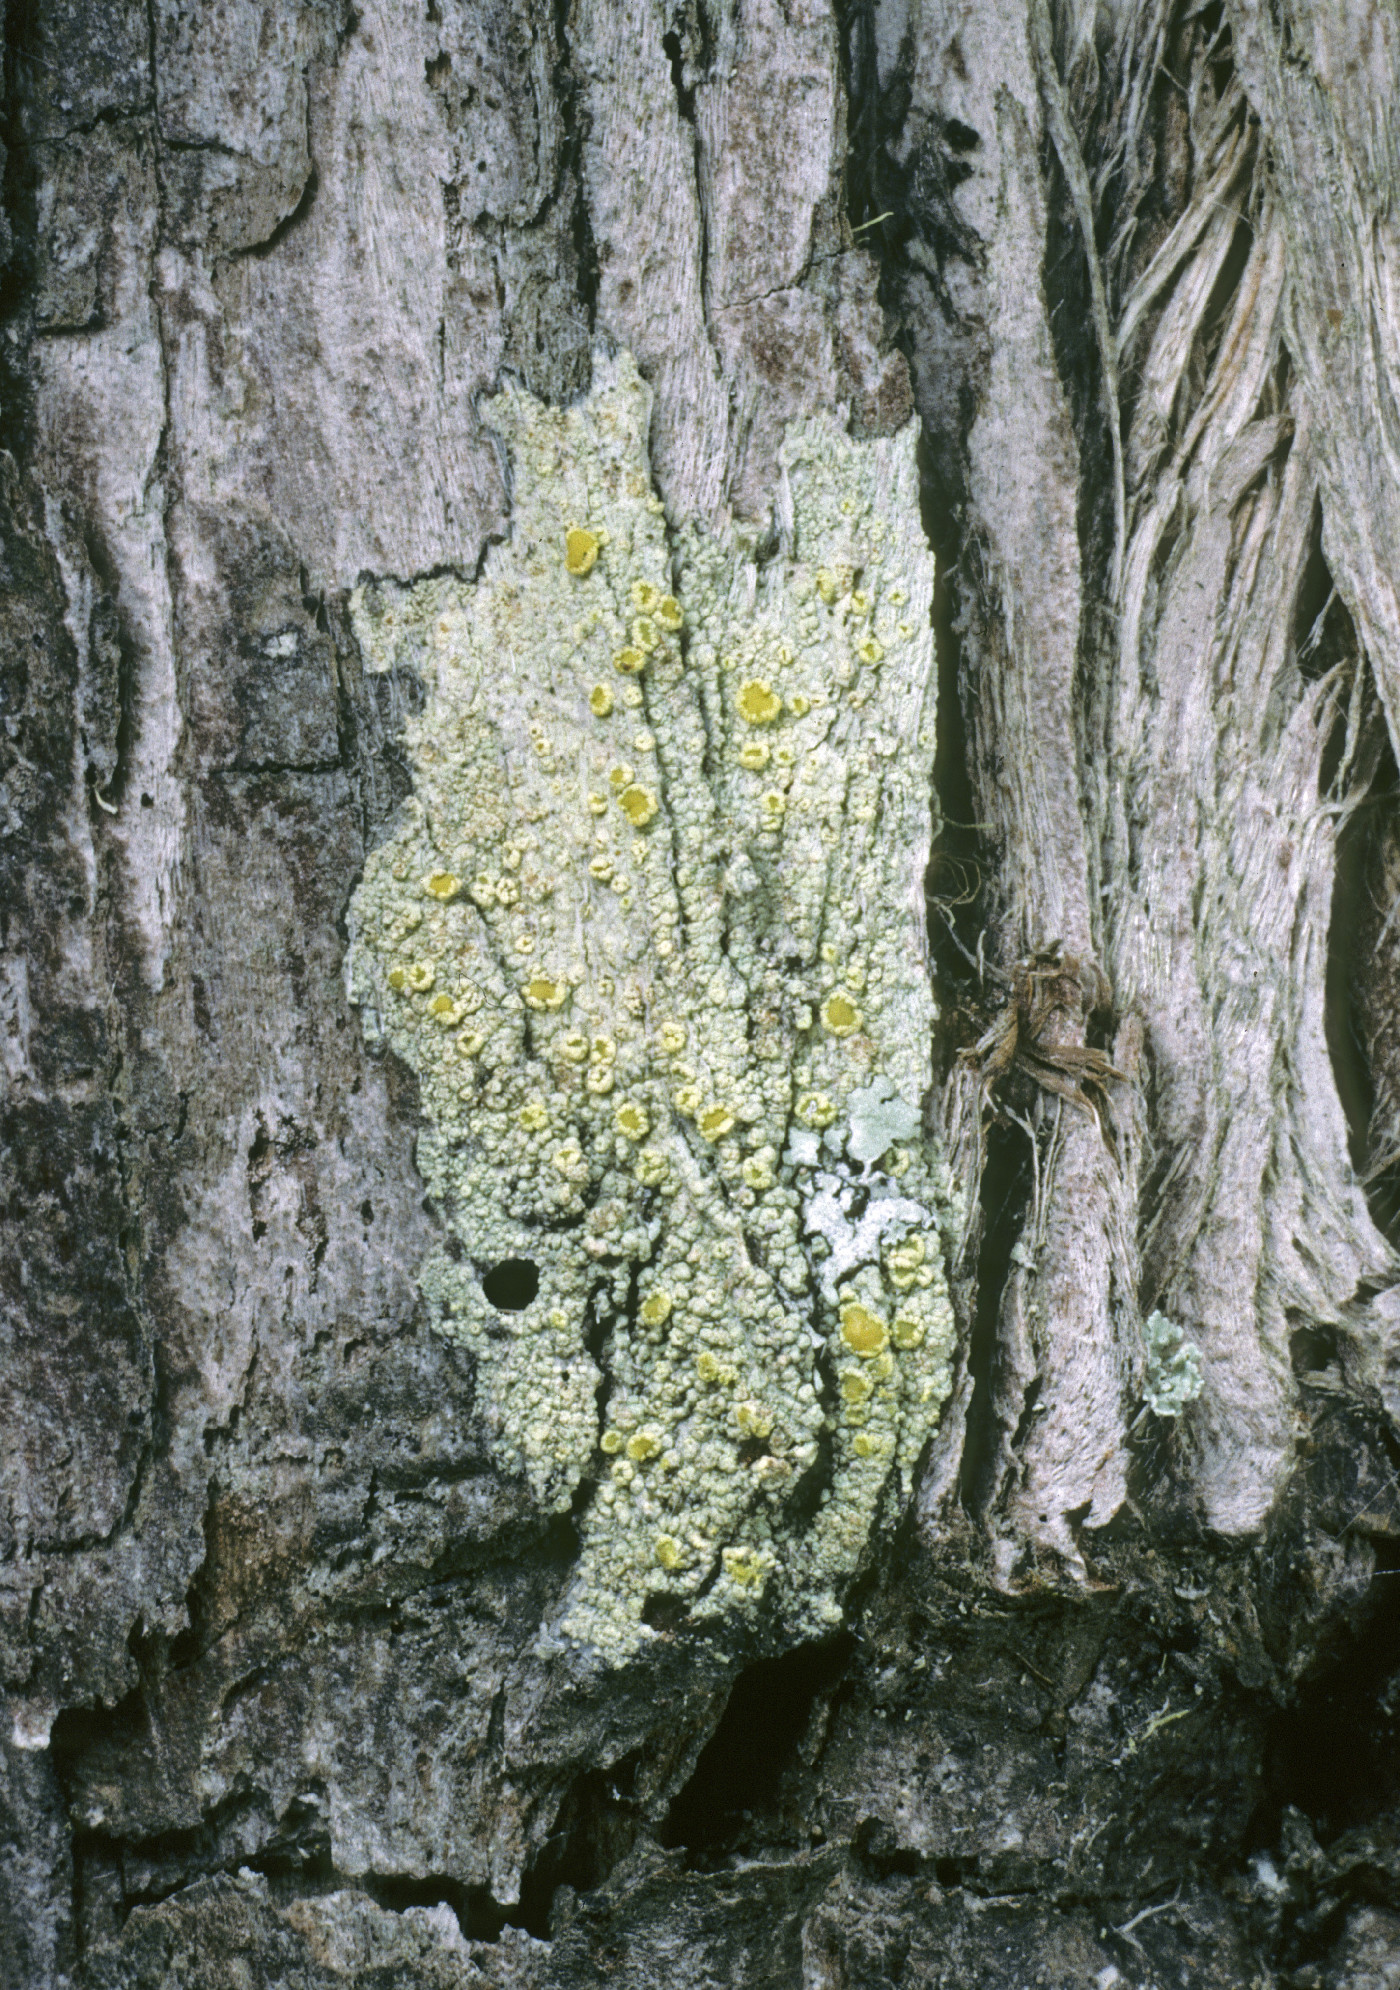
[{"x1": 347, "y1": 351, "x2": 957, "y2": 1661}]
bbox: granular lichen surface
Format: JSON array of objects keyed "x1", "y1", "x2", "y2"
[{"x1": 348, "y1": 352, "x2": 957, "y2": 1660}]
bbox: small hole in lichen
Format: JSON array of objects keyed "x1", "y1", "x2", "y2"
[
  {"x1": 482, "y1": 1258, "x2": 540, "y2": 1311},
  {"x1": 641, "y1": 1592, "x2": 690, "y2": 1633}
]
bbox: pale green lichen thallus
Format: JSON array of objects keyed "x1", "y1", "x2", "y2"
[
  {"x1": 347, "y1": 351, "x2": 959, "y2": 1660},
  {"x1": 1142, "y1": 1311, "x2": 1204, "y2": 1419}
]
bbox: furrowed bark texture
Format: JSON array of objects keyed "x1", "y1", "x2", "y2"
[{"x1": 2, "y1": 2, "x2": 1400, "y2": 1986}]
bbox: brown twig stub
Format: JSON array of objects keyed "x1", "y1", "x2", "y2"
[{"x1": 955, "y1": 943, "x2": 1125, "y2": 1130}]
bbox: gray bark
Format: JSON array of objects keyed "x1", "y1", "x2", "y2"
[{"x1": 3, "y1": 1, "x2": 1400, "y2": 1985}]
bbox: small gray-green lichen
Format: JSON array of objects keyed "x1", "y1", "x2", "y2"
[
  {"x1": 1143, "y1": 1311, "x2": 1204, "y2": 1418},
  {"x1": 346, "y1": 351, "x2": 957, "y2": 1661}
]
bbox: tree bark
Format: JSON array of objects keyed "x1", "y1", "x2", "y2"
[{"x1": 3, "y1": 2, "x2": 1400, "y2": 1986}]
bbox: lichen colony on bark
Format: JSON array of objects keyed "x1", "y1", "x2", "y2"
[
  {"x1": 346, "y1": 353, "x2": 954, "y2": 1659},
  {"x1": 2, "y1": 1, "x2": 1400, "y2": 1987}
]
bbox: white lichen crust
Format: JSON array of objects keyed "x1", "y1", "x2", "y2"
[{"x1": 347, "y1": 351, "x2": 956, "y2": 1660}]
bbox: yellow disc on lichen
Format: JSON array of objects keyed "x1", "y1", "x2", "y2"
[
  {"x1": 615, "y1": 1101, "x2": 650, "y2": 1140},
  {"x1": 631, "y1": 617, "x2": 658, "y2": 652},
  {"x1": 735, "y1": 1401, "x2": 773, "y2": 1438},
  {"x1": 600, "y1": 1429, "x2": 623, "y2": 1455},
  {"x1": 736, "y1": 679, "x2": 782, "y2": 726},
  {"x1": 523, "y1": 975, "x2": 568, "y2": 1011},
  {"x1": 565, "y1": 527, "x2": 599, "y2": 575},
  {"x1": 738, "y1": 740, "x2": 770, "y2": 772},
  {"x1": 886, "y1": 1238, "x2": 927, "y2": 1290},
  {"x1": 654, "y1": 595, "x2": 683, "y2": 631},
  {"x1": 891, "y1": 1310, "x2": 927, "y2": 1350},
  {"x1": 821, "y1": 992, "x2": 863, "y2": 1036},
  {"x1": 760, "y1": 791, "x2": 786, "y2": 825},
  {"x1": 841, "y1": 1370, "x2": 874, "y2": 1405},
  {"x1": 518, "y1": 1099, "x2": 549, "y2": 1132},
  {"x1": 618, "y1": 784, "x2": 658, "y2": 827},
  {"x1": 406, "y1": 962, "x2": 436, "y2": 993},
  {"x1": 722, "y1": 1546, "x2": 766, "y2": 1588},
  {"x1": 858, "y1": 638, "x2": 884, "y2": 666},
  {"x1": 696, "y1": 1350, "x2": 723, "y2": 1383},
  {"x1": 626, "y1": 1429, "x2": 663, "y2": 1463},
  {"x1": 853, "y1": 1432, "x2": 887, "y2": 1460},
  {"x1": 631, "y1": 580, "x2": 661, "y2": 613},
  {"x1": 698, "y1": 1106, "x2": 735, "y2": 1141},
  {"x1": 639, "y1": 1290, "x2": 672, "y2": 1326},
  {"x1": 788, "y1": 693, "x2": 811, "y2": 716},
  {"x1": 655, "y1": 1533, "x2": 685, "y2": 1570},
  {"x1": 614, "y1": 646, "x2": 647, "y2": 675},
  {"x1": 424, "y1": 871, "x2": 460, "y2": 900},
  {"x1": 741, "y1": 1155, "x2": 775, "y2": 1191},
  {"x1": 589, "y1": 684, "x2": 614, "y2": 717},
  {"x1": 387, "y1": 966, "x2": 407, "y2": 993},
  {"x1": 559, "y1": 1030, "x2": 589, "y2": 1063},
  {"x1": 841, "y1": 1301, "x2": 889, "y2": 1357},
  {"x1": 797, "y1": 1092, "x2": 837, "y2": 1129},
  {"x1": 634, "y1": 1148, "x2": 668, "y2": 1187},
  {"x1": 659, "y1": 1020, "x2": 687, "y2": 1054}
]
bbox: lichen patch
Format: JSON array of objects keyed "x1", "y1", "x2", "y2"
[{"x1": 347, "y1": 351, "x2": 954, "y2": 1663}]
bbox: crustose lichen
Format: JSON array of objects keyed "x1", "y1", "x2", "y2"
[{"x1": 347, "y1": 351, "x2": 957, "y2": 1660}]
